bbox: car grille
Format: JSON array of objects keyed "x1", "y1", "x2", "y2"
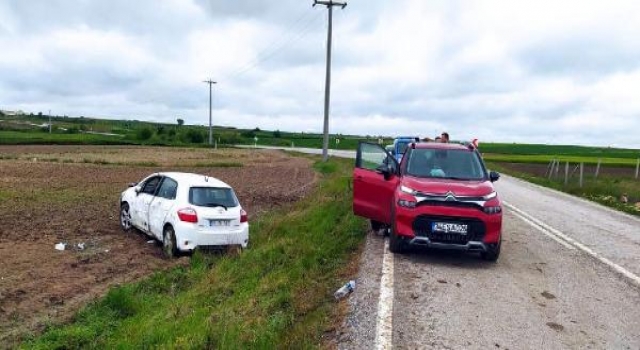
[
  {"x1": 412, "y1": 215, "x2": 485, "y2": 244},
  {"x1": 416, "y1": 200, "x2": 482, "y2": 210}
]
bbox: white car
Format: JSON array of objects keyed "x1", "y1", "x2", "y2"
[{"x1": 119, "y1": 172, "x2": 249, "y2": 257}]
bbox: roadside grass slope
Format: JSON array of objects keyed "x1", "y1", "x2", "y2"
[{"x1": 24, "y1": 157, "x2": 366, "y2": 349}]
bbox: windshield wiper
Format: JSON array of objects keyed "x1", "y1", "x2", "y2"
[
  {"x1": 202, "y1": 202, "x2": 228, "y2": 210},
  {"x1": 442, "y1": 176, "x2": 474, "y2": 181}
]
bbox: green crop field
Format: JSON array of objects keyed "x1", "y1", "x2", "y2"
[{"x1": 482, "y1": 154, "x2": 640, "y2": 167}]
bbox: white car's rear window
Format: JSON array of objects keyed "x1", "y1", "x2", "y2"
[{"x1": 189, "y1": 187, "x2": 238, "y2": 208}]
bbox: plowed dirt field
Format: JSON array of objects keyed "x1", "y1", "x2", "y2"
[{"x1": 0, "y1": 146, "x2": 315, "y2": 346}]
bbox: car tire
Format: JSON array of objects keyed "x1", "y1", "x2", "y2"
[
  {"x1": 163, "y1": 225, "x2": 179, "y2": 258},
  {"x1": 481, "y1": 235, "x2": 501, "y2": 262},
  {"x1": 389, "y1": 219, "x2": 405, "y2": 254},
  {"x1": 120, "y1": 203, "x2": 132, "y2": 232},
  {"x1": 370, "y1": 220, "x2": 384, "y2": 232}
]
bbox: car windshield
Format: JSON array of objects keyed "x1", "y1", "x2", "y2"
[
  {"x1": 405, "y1": 148, "x2": 486, "y2": 180},
  {"x1": 189, "y1": 187, "x2": 238, "y2": 208},
  {"x1": 396, "y1": 141, "x2": 410, "y2": 154}
]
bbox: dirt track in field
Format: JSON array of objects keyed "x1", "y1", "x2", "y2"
[{"x1": 0, "y1": 146, "x2": 316, "y2": 346}]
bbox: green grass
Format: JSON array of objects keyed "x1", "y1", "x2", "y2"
[
  {"x1": 480, "y1": 142, "x2": 640, "y2": 159},
  {"x1": 487, "y1": 162, "x2": 640, "y2": 216},
  {"x1": 0, "y1": 130, "x2": 133, "y2": 145},
  {"x1": 483, "y1": 154, "x2": 640, "y2": 167},
  {"x1": 23, "y1": 157, "x2": 367, "y2": 349}
]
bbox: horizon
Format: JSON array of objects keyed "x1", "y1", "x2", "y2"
[{"x1": 2, "y1": 108, "x2": 639, "y2": 150}]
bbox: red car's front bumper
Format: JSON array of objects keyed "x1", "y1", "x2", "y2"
[{"x1": 394, "y1": 203, "x2": 502, "y2": 249}]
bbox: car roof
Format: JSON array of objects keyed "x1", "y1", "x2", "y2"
[
  {"x1": 412, "y1": 142, "x2": 472, "y2": 151},
  {"x1": 158, "y1": 172, "x2": 231, "y2": 188},
  {"x1": 395, "y1": 136, "x2": 417, "y2": 141}
]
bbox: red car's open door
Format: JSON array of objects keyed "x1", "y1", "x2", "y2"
[{"x1": 353, "y1": 142, "x2": 399, "y2": 225}]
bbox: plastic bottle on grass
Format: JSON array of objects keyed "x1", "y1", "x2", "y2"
[{"x1": 334, "y1": 280, "x2": 356, "y2": 300}]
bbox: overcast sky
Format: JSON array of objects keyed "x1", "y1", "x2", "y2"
[{"x1": 1, "y1": 0, "x2": 639, "y2": 147}]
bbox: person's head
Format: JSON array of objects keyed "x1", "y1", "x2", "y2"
[
  {"x1": 435, "y1": 136, "x2": 442, "y2": 143},
  {"x1": 440, "y1": 132, "x2": 450, "y2": 143}
]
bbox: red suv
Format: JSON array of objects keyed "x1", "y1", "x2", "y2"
[{"x1": 353, "y1": 141, "x2": 503, "y2": 261}]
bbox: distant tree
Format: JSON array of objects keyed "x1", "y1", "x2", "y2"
[
  {"x1": 156, "y1": 125, "x2": 165, "y2": 135},
  {"x1": 38, "y1": 112, "x2": 43, "y2": 117},
  {"x1": 177, "y1": 118, "x2": 184, "y2": 126},
  {"x1": 167, "y1": 128, "x2": 177, "y2": 138},
  {"x1": 253, "y1": 127, "x2": 261, "y2": 132},
  {"x1": 241, "y1": 130, "x2": 256, "y2": 138},
  {"x1": 136, "y1": 127, "x2": 153, "y2": 141},
  {"x1": 0, "y1": 110, "x2": 4, "y2": 117},
  {"x1": 182, "y1": 129, "x2": 204, "y2": 143},
  {"x1": 273, "y1": 130, "x2": 281, "y2": 138}
]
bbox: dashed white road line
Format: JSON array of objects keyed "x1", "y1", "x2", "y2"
[
  {"x1": 504, "y1": 200, "x2": 640, "y2": 288},
  {"x1": 375, "y1": 238, "x2": 394, "y2": 350}
]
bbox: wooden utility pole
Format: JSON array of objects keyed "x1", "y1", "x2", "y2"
[
  {"x1": 203, "y1": 79, "x2": 217, "y2": 146},
  {"x1": 314, "y1": 0, "x2": 347, "y2": 162}
]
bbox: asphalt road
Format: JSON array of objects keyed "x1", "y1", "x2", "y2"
[{"x1": 250, "y1": 146, "x2": 640, "y2": 349}]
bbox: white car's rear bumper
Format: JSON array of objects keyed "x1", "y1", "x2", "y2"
[{"x1": 174, "y1": 222, "x2": 249, "y2": 250}]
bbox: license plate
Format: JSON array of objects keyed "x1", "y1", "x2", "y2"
[
  {"x1": 210, "y1": 220, "x2": 230, "y2": 227},
  {"x1": 432, "y1": 222, "x2": 468, "y2": 235}
]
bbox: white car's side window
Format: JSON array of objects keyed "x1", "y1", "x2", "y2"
[
  {"x1": 141, "y1": 177, "x2": 162, "y2": 195},
  {"x1": 157, "y1": 178, "x2": 178, "y2": 200}
]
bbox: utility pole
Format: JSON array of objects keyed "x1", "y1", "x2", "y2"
[
  {"x1": 314, "y1": 0, "x2": 347, "y2": 162},
  {"x1": 48, "y1": 109, "x2": 52, "y2": 134},
  {"x1": 203, "y1": 79, "x2": 217, "y2": 146}
]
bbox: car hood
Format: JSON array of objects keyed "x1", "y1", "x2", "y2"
[{"x1": 401, "y1": 176, "x2": 494, "y2": 197}]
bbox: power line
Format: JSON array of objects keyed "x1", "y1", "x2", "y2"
[
  {"x1": 223, "y1": 9, "x2": 317, "y2": 78},
  {"x1": 224, "y1": 10, "x2": 325, "y2": 80}
]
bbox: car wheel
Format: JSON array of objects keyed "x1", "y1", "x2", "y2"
[
  {"x1": 388, "y1": 219, "x2": 405, "y2": 254},
  {"x1": 481, "y1": 235, "x2": 501, "y2": 262},
  {"x1": 163, "y1": 225, "x2": 179, "y2": 258},
  {"x1": 120, "y1": 203, "x2": 132, "y2": 232},
  {"x1": 370, "y1": 220, "x2": 383, "y2": 232}
]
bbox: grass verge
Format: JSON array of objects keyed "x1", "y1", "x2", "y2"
[
  {"x1": 488, "y1": 162, "x2": 640, "y2": 217},
  {"x1": 23, "y1": 157, "x2": 366, "y2": 349}
]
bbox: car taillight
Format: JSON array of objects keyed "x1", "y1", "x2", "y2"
[
  {"x1": 177, "y1": 208, "x2": 198, "y2": 223},
  {"x1": 240, "y1": 209, "x2": 248, "y2": 223}
]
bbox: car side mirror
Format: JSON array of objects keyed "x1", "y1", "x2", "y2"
[
  {"x1": 376, "y1": 163, "x2": 395, "y2": 180},
  {"x1": 134, "y1": 185, "x2": 142, "y2": 195},
  {"x1": 489, "y1": 171, "x2": 500, "y2": 182}
]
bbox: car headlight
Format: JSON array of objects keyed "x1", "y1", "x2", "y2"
[
  {"x1": 482, "y1": 191, "x2": 497, "y2": 200},
  {"x1": 400, "y1": 185, "x2": 415, "y2": 195},
  {"x1": 483, "y1": 206, "x2": 502, "y2": 214},
  {"x1": 398, "y1": 199, "x2": 417, "y2": 208}
]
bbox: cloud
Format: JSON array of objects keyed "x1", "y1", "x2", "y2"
[{"x1": 1, "y1": 0, "x2": 640, "y2": 147}]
